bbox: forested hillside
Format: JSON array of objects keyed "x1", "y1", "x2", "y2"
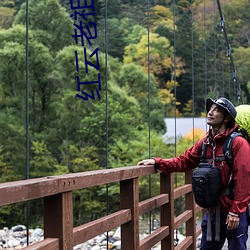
[{"x1": 0, "y1": 0, "x2": 249, "y2": 227}]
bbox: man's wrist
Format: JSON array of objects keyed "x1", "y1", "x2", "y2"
[{"x1": 228, "y1": 212, "x2": 239, "y2": 217}]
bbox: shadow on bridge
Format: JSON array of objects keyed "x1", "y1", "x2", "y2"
[{"x1": 0, "y1": 165, "x2": 204, "y2": 250}]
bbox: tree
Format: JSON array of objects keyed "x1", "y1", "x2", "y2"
[
  {"x1": 95, "y1": 18, "x2": 141, "y2": 61},
  {"x1": 148, "y1": 5, "x2": 174, "y2": 33},
  {"x1": 14, "y1": 0, "x2": 73, "y2": 52},
  {"x1": 234, "y1": 46, "x2": 250, "y2": 102},
  {"x1": 0, "y1": 39, "x2": 27, "y2": 180},
  {"x1": 0, "y1": 7, "x2": 15, "y2": 29},
  {"x1": 124, "y1": 32, "x2": 173, "y2": 77},
  {"x1": 114, "y1": 62, "x2": 166, "y2": 132},
  {"x1": 0, "y1": 25, "x2": 56, "y2": 132}
]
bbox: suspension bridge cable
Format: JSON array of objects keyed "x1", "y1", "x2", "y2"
[
  {"x1": 228, "y1": 64, "x2": 231, "y2": 100},
  {"x1": 147, "y1": 0, "x2": 152, "y2": 234},
  {"x1": 203, "y1": 0, "x2": 207, "y2": 97},
  {"x1": 213, "y1": 0, "x2": 217, "y2": 94},
  {"x1": 173, "y1": 0, "x2": 177, "y2": 158},
  {"x1": 216, "y1": 0, "x2": 242, "y2": 103},
  {"x1": 218, "y1": 32, "x2": 225, "y2": 96},
  {"x1": 105, "y1": 0, "x2": 109, "y2": 247},
  {"x1": 25, "y1": 0, "x2": 30, "y2": 245},
  {"x1": 172, "y1": 0, "x2": 179, "y2": 245},
  {"x1": 191, "y1": 0, "x2": 195, "y2": 144}
]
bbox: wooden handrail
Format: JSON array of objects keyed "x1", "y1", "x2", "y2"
[{"x1": 0, "y1": 165, "x2": 203, "y2": 250}]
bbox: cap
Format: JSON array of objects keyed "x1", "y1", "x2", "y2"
[{"x1": 206, "y1": 97, "x2": 237, "y2": 119}]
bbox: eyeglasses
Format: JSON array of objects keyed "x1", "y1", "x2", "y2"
[{"x1": 215, "y1": 99, "x2": 227, "y2": 107}]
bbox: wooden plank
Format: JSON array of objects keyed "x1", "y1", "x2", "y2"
[
  {"x1": 174, "y1": 184, "x2": 192, "y2": 199},
  {"x1": 196, "y1": 226, "x2": 202, "y2": 237},
  {"x1": 195, "y1": 204, "x2": 203, "y2": 213},
  {"x1": 73, "y1": 209, "x2": 131, "y2": 245},
  {"x1": 139, "y1": 226, "x2": 169, "y2": 250},
  {"x1": 22, "y1": 238, "x2": 59, "y2": 250},
  {"x1": 120, "y1": 178, "x2": 140, "y2": 250},
  {"x1": 161, "y1": 173, "x2": 174, "y2": 250},
  {"x1": 185, "y1": 171, "x2": 196, "y2": 250},
  {"x1": 174, "y1": 210, "x2": 192, "y2": 229},
  {"x1": 0, "y1": 165, "x2": 156, "y2": 206},
  {"x1": 0, "y1": 177, "x2": 59, "y2": 206},
  {"x1": 175, "y1": 236, "x2": 193, "y2": 250},
  {"x1": 44, "y1": 192, "x2": 73, "y2": 250},
  {"x1": 139, "y1": 194, "x2": 169, "y2": 216},
  {"x1": 57, "y1": 165, "x2": 156, "y2": 192}
]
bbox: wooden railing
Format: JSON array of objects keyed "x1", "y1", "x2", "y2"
[{"x1": 0, "y1": 165, "x2": 203, "y2": 250}]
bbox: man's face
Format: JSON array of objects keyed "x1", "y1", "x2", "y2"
[{"x1": 207, "y1": 104, "x2": 226, "y2": 127}]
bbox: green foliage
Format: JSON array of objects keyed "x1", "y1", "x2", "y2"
[
  {"x1": 0, "y1": 7, "x2": 15, "y2": 29},
  {"x1": 73, "y1": 187, "x2": 107, "y2": 225},
  {"x1": 14, "y1": 0, "x2": 73, "y2": 51},
  {"x1": 0, "y1": 112, "x2": 26, "y2": 180},
  {"x1": 124, "y1": 32, "x2": 174, "y2": 77},
  {"x1": 0, "y1": 40, "x2": 26, "y2": 101},
  {"x1": 114, "y1": 63, "x2": 165, "y2": 132},
  {"x1": 149, "y1": 5, "x2": 174, "y2": 32},
  {"x1": 96, "y1": 18, "x2": 139, "y2": 60},
  {"x1": 234, "y1": 46, "x2": 250, "y2": 101},
  {"x1": 30, "y1": 141, "x2": 56, "y2": 177}
]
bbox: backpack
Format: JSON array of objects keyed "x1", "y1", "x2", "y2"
[
  {"x1": 235, "y1": 105, "x2": 250, "y2": 142},
  {"x1": 192, "y1": 131, "x2": 241, "y2": 208}
]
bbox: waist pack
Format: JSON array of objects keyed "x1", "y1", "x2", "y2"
[{"x1": 192, "y1": 163, "x2": 221, "y2": 208}]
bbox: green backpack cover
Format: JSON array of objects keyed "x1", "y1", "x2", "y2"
[{"x1": 235, "y1": 105, "x2": 250, "y2": 140}]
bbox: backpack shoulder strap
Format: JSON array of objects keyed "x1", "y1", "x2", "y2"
[
  {"x1": 223, "y1": 132, "x2": 242, "y2": 169},
  {"x1": 200, "y1": 141, "x2": 208, "y2": 162}
]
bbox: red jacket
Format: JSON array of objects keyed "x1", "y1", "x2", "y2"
[{"x1": 154, "y1": 124, "x2": 250, "y2": 216}]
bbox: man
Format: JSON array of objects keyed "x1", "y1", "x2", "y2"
[{"x1": 138, "y1": 97, "x2": 250, "y2": 250}]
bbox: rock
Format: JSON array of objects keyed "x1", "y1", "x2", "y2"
[
  {"x1": 100, "y1": 240, "x2": 108, "y2": 246},
  {"x1": 0, "y1": 230, "x2": 7, "y2": 238},
  {"x1": 108, "y1": 236, "x2": 116, "y2": 243},
  {"x1": 12, "y1": 231, "x2": 25, "y2": 238},
  {"x1": 113, "y1": 227, "x2": 120, "y2": 240},
  {"x1": 11, "y1": 226, "x2": 26, "y2": 232},
  {"x1": 20, "y1": 237, "x2": 27, "y2": 245},
  {"x1": 7, "y1": 239, "x2": 20, "y2": 247},
  {"x1": 15, "y1": 245, "x2": 23, "y2": 249},
  {"x1": 113, "y1": 240, "x2": 121, "y2": 249},
  {"x1": 87, "y1": 238, "x2": 94, "y2": 245},
  {"x1": 0, "y1": 224, "x2": 188, "y2": 249},
  {"x1": 73, "y1": 242, "x2": 87, "y2": 249},
  {"x1": 107, "y1": 231, "x2": 114, "y2": 237},
  {"x1": 30, "y1": 228, "x2": 43, "y2": 238},
  {"x1": 91, "y1": 245, "x2": 101, "y2": 250},
  {"x1": 95, "y1": 234, "x2": 106, "y2": 243}
]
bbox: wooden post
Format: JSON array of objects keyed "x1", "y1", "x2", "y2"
[
  {"x1": 120, "y1": 178, "x2": 139, "y2": 250},
  {"x1": 44, "y1": 192, "x2": 73, "y2": 250},
  {"x1": 185, "y1": 171, "x2": 196, "y2": 250},
  {"x1": 160, "y1": 173, "x2": 174, "y2": 250}
]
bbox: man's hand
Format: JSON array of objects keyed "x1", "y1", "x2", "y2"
[
  {"x1": 137, "y1": 159, "x2": 155, "y2": 166},
  {"x1": 226, "y1": 213, "x2": 240, "y2": 230}
]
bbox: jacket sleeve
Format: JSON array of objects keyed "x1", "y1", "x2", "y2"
[
  {"x1": 153, "y1": 140, "x2": 203, "y2": 174},
  {"x1": 229, "y1": 136, "x2": 250, "y2": 215}
]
